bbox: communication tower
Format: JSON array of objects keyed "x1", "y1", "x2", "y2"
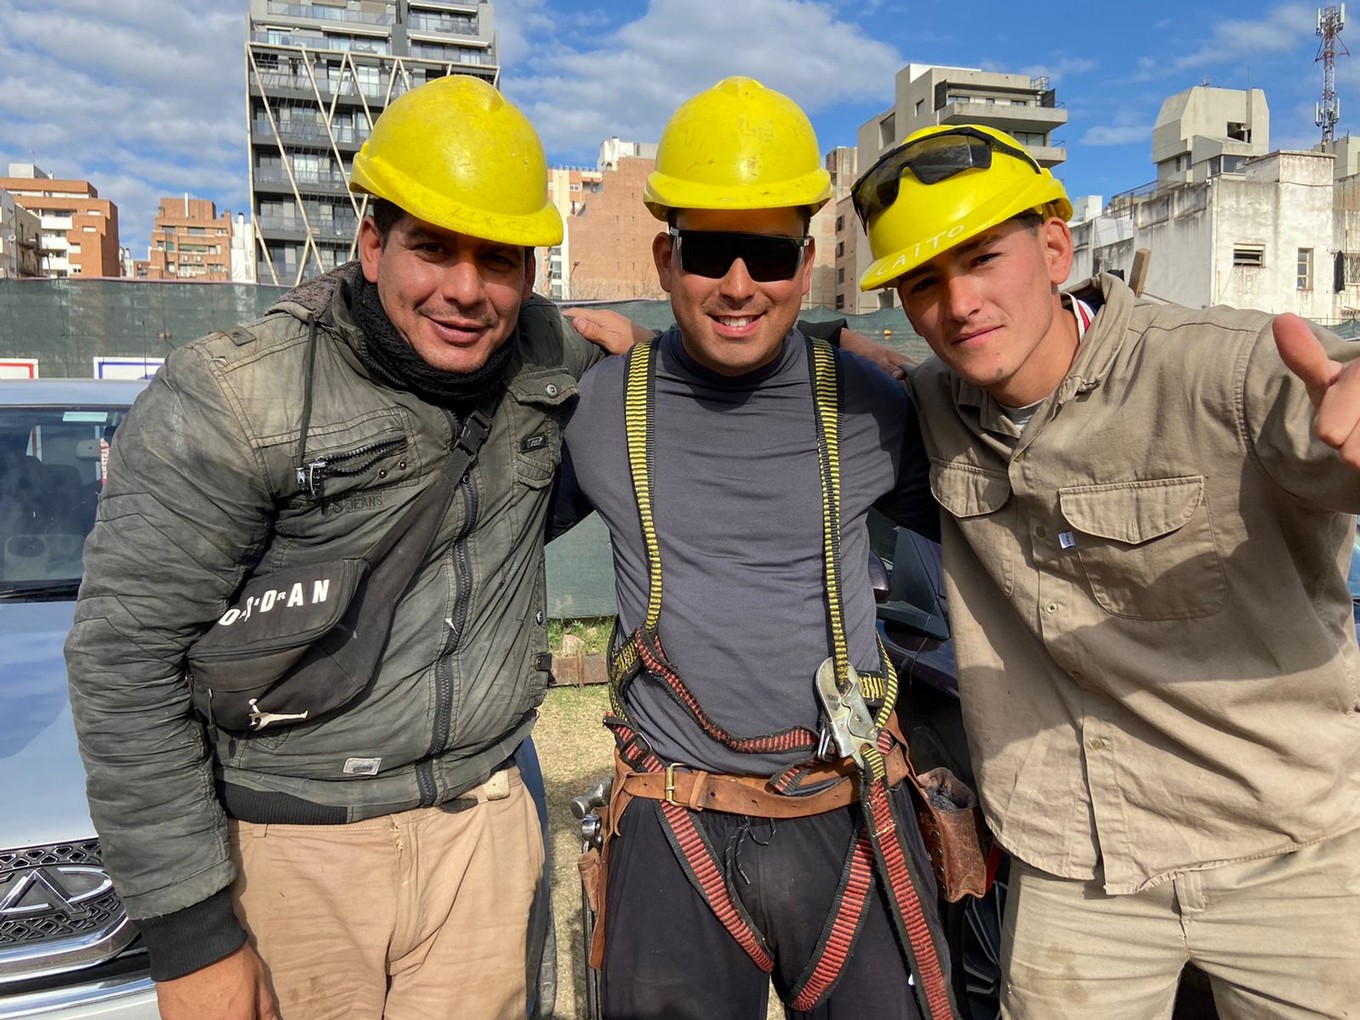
[{"x1": 1317, "y1": 4, "x2": 1350, "y2": 143}]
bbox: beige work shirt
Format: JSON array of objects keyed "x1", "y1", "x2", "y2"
[{"x1": 908, "y1": 274, "x2": 1360, "y2": 894}]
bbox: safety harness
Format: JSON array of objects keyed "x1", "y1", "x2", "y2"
[{"x1": 598, "y1": 336, "x2": 958, "y2": 1019}]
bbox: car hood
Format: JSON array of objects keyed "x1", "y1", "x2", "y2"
[{"x1": 0, "y1": 600, "x2": 97, "y2": 848}]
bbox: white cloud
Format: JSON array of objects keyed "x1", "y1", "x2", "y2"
[
  {"x1": 0, "y1": 0, "x2": 248, "y2": 259},
  {"x1": 1020, "y1": 57, "x2": 1098, "y2": 85},
  {"x1": 1133, "y1": 3, "x2": 1316, "y2": 78},
  {"x1": 1080, "y1": 123, "x2": 1153, "y2": 147},
  {"x1": 498, "y1": 0, "x2": 902, "y2": 159}
]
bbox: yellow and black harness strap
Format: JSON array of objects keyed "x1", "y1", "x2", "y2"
[{"x1": 602, "y1": 335, "x2": 957, "y2": 1020}]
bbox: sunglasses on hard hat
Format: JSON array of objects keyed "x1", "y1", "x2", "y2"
[
  {"x1": 668, "y1": 228, "x2": 810, "y2": 282},
  {"x1": 850, "y1": 127, "x2": 1042, "y2": 230}
]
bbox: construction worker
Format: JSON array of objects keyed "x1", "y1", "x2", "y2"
[
  {"x1": 557, "y1": 78, "x2": 957, "y2": 1020},
  {"x1": 65, "y1": 76, "x2": 629, "y2": 1020},
  {"x1": 855, "y1": 122, "x2": 1360, "y2": 1017}
]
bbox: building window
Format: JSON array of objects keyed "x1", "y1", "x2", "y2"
[
  {"x1": 914, "y1": 99, "x2": 924, "y2": 116},
  {"x1": 1297, "y1": 248, "x2": 1313, "y2": 290},
  {"x1": 835, "y1": 294, "x2": 845, "y2": 310},
  {"x1": 1341, "y1": 252, "x2": 1360, "y2": 286},
  {"x1": 837, "y1": 267, "x2": 845, "y2": 284},
  {"x1": 835, "y1": 241, "x2": 844, "y2": 257},
  {"x1": 1232, "y1": 244, "x2": 1264, "y2": 268},
  {"x1": 835, "y1": 215, "x2": 843, "y2": 231},
  {"x1": 879, "y1": 114, "x2": 895, "y2": 149}
]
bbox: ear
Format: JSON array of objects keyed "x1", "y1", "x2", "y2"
[
  {"x1": 1041, "y1": 217, "x2": 1074, "y2": 286},
  {"x1": 358, "y1": 218, "x2": 383, "y2": 284},
  {"x1": 522, "y1": 247, "x2": 537, "y2": 301},
  {"x1": 798, "y1": 237, "x2": 816, "y2": 297},
  {"x1": 653, "y1": 231, "x2": 676, "y2": 294}
]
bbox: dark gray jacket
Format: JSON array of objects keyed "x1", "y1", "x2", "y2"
[{"x1": 65, "y1": 264, "x2": 598, "y2": 970}]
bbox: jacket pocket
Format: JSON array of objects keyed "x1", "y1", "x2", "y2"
[
  {"x1": 930, "y1": 460, "x2": 1015, "y2": 596},
  {"x1": 1059, "y1": 475, "x2": 1224, "y2": 620},
  {"x1": 296, "y1": 409, "x2": 417, "y2": 506},
  {"x1": 506, "y1": 370, "x2": 576, "y2": 490}
]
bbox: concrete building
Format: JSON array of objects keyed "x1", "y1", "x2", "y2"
[
  {"x1": 1068, "y1": 85, "x2": 1360, "y2": 322},
  {"x1": 0, "y1": 190, "x2": 43, "y2": 279},
  {"x1": 0, "y1": 164, "x2": 121, "y2": 278},
  {"x1": 1151, "y1": 85, "x2": 1269, "y2": 184},
  {"x1": 543, "y1": 154, "x2": 665, "y2": 302},
  {"x1": 145, "y1": 196, "x2": 234, "y2": 281},
  {"x1": 840, "y1": 63, "x2": 1068, "y2": 314},
  {"x1": 245, "y1": 0, "x2": 499, "y2": 285}
]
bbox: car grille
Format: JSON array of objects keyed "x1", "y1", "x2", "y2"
[{"x1": 0, "y1": 841, "x2": 124, "y2": 947}]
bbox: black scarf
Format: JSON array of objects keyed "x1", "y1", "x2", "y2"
[{"x1": 348, "y1": 270, "x2": 514, "y2": 407}]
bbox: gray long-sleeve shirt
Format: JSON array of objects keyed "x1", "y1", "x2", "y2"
[{"x1": 562, "y1": 327, "x2": 936, "y2": 776}]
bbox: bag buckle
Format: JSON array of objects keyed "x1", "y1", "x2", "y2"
[
  {"x1": 454, "y1": 410, "x2": 493, "y2": 455},
  {"x1": 814, "y1": 657, "x2": 877, "y2": 770}
]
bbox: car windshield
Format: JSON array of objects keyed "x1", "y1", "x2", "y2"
[{"x1": 0, "y1": 404, "x2": 130, "y2": 596}]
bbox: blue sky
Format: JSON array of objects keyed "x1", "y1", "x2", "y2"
[{"x1": 0, "y1": 0, "x2": 1353, "y2": 258}]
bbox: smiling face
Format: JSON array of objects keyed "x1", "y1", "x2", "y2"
[
  {"x1": 653, "y1": 207, "x2": 813, "y2": 377},
  {"x1": 895, "y1": 215, "x2": 1077, "y2": 407},
  {"x1": 358, "y1": 210, "x2": 535, "y2": 375}
]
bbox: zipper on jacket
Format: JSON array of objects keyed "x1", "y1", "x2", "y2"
[
  {"x1": 298, "y1": 436, "x2": 407, "y2": 500},
  {"x1": 418, "y1": 413, "x2": 480, "y2": 805}
]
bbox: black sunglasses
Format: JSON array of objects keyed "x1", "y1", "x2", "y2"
[
  {"x1": 851, "y1": 127, "x2": 1041, "y2": 230},
  {"x1": 668, "y1": 228, "x2": 810, "y2": 282}
]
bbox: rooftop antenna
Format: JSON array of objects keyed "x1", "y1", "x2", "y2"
[{"x1": 1317, "y1": 4, "x2": 1350, "y2": 144}]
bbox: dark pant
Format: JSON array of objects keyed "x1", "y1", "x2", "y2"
[{"x1": 601, "y1": 782, "x2": 937, "y2": 1020}]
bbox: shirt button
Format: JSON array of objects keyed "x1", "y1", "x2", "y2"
[
  {"x1": 545, "y1": 383, "x2": 559, "y2": 397},
  {"x1": 1088, "y1": 738, "x2": 1106, "y2": 751},
  {"x1": 1035, "y1": 525, "x2": 1047, "y2": 538},
  {"x1": 1045, "y1": 602, "x2": 1058, "y2": 614}
]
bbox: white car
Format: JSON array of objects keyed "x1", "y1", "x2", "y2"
[{"x1": 0, "y1": 379, "x2": 158, "y2": 1019}]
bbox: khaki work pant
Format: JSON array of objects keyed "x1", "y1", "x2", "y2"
[
  {"x1": 228, "y1": 766, "x2": 544, "y2": 1020},
  {"x1": 1001, "y1": 826, "x2": 1360, "y2": 1019}
]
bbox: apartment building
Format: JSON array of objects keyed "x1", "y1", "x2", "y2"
[
  {"x1": 840, "y1": 63, "x2": 1068, "y2": 314},
  {"x1": 542, "y1": 143, "x2": 667, "y2": 302},
  {"x1": 145, "y1": 197, "x2": 234, "y2": 281},
  {"x1": 0, "y1": 190, "x2": 42, "y2": 279},
  {"x1": 245, "y1": 0, "x2": 499, "y2": 285},
  {"x1": 0, "y1": 164, "x2": 121, "y2": 278}
]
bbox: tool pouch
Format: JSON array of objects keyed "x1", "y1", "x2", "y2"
[{"x1": 909, "y1": 765, "x2": 990, "y2": 902}]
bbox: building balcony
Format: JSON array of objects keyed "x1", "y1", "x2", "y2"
[
  {"x1": 254, "y1": 168, "x2": 349, "y2": 193},
  {"x1": 407, "y1": 42, "x2": 491, "y2": 64},
  {"x1": 409, "y1": 0, "x2": 480, "y2": 12},
  {"x1": 406, "y1": 12, "x2": 483, "y2": 36},
  {"x1": 935, "y1": 100, "x2": 1067, "y2": 135},
  {"x1": 250, "y1": 30, "x2": 390, "y2": 56},
  {"x1": 264, "y1": 2, "x2": 394, "y2": 28}
]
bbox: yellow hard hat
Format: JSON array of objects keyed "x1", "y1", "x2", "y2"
[
  {"x1": 644, "y1": 76, "x2": 832, "y2": 220},
  {"x1": 350, "y1": 75, "x2": 562, "y2": 247},
  {"x1": 855, "y1": 124, "x2": 1072, "y2": 291}
]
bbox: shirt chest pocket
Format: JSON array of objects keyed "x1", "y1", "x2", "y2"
[
  {"x1": 930, "y1": 461, "x2": 1016, "y2": 596},
  {"x1": 1059, "y1": 475, "x2": 1224, "y2": 621}
]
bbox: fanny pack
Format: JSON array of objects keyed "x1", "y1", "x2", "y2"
[{"x1": 186, "y1": 317, "x2": 500, "y2": 734}]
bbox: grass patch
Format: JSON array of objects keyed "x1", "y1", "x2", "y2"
[{"x1": 536, "y1": 684, "x2": 614, "y2": 1019}]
